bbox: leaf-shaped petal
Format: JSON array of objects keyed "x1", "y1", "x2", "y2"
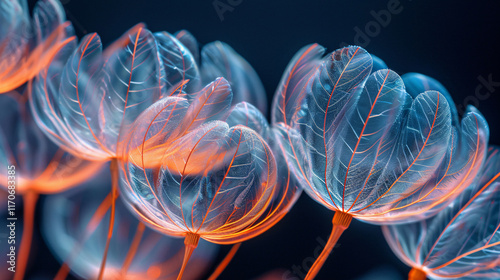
[
  {"x1": 0, "y1": 0, "x2": 29, "y2": 72},
  {"x1": 201, "y1": 41, "x2": 267, "y2": 113},
  {"x1": 158, "y1": 123, "x2": 277, "y2": 239},
  {"x1": 383, "y1": 147, "x2": 500, "y2": 279},
  {"x1": 354, "y1": 91, "x2": 453, "y2": 214},
  {"x1": 294, "y1": 46, "x2": 373, "y2": 209},
  {"x1": 224, "y1": 102, "x2": 270, "y2": 138},
  {"x1": 155, "y1": 31, "x2": 201, "y2": 97},
  {"x1": 313, "y1": 69, "x2": 410, "y2": 212},
  {"x1": 218, "y1": 126, "x2": 302, "y2": 244},
  {"x1": 33, "y1": 0, "x2": 71, "y2": 42},
  {"x1": 271, "y1": 44, "x2": 325, "y2": 126},
  {"x1": 173, "y1": 77, "x2": 232, "y2": 137},
  {"x1": 122, "y1": 96, "x2": 189, "y2": 170},
  {"x1": 56, "y1": 32, "x2": 111, "y2": 159},
  {"x1": 174, "y1": 29, "x2": 200, "y2": 65},
  {"x1": 355, "y1": 95, "x2": 488, "y2": 223},
  {"x1": 402, "y1": 72, "x2": 459, "y2": 126},
  {"x1": 100, "y1": 27, "x2": 163, "y2": 151}
]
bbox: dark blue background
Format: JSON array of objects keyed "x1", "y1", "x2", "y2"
[{"x1": 24, "y1": 0, "x2": 500, "y2": 279}]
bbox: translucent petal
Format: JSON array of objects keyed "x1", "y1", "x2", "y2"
[
  {"x1": 174, "y1": 29, "x2": 200, "y2": 64},
  {"x1": 383, "y1": 147, "x2": 500, "y2": 279},
  {"x1": 155, "y1": 31, "x2": 201, "y2": 96},
  {"x1": 271, "y1": 44, "x2": 325, "y2": 126},
  {"x1": 201, "y1": 41, "x2": 267, "y2": 113},
  {"x1": 57, "y1": 33, "x2": 109, "y2": 157},
  {"x1": 220, "y1": 103, "x2": 302, "y2": 243},
  {"x1": 0, "y1": 94, "x2": 103, "y2": 194},
  {"x1": 32, "y1": 25, "x2": 164, "y2": 160},
  {"x1": 0, "y1": 0, "x2": 74, "y2": 93},
  {"x1": 402, "y1": 72, "x2": 459, "y2": 127}
]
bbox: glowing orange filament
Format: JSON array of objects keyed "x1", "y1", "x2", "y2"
[
  {"x1": 304, "y1": 211, "x2": 352, "y2": 280},
  {"x1": 14, "y1": 191, "x2": 38, "y2": 280},
  {"x1": 177, "y1": 232, "x2": 200, "y2": 280},
  {"x1": 208, "y1": 243, "x2": 242, "y2": 280},
  {"x1": 120, "y1": 222, "x2": 146, "y2": 277},
  {"x1": 97, "y1": 158, "x2": 119, "y2": 280}
]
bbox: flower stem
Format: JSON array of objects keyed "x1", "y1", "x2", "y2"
[
  {"x1": 177, "y1": 232, "x2": 200, "y2": 280},
  {"x1": 207, "y1": 243, "x2": 242, "y2": 280},
  {"x1": 304, "y1": 211, "x2": 352, "y2": 280},
  {"x1": 97, "y1": 158, "x2": 119, "y2": 280},
  {"x1": 120, "y1": 222, "x2": 146, "y2": 277},
  {"x1": 14, "y1": 191, "x2": 38, "y2": 280}
]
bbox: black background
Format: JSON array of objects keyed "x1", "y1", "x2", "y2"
[{"x1": 23, "y1": 0, "x2": 500, "y2": 279}]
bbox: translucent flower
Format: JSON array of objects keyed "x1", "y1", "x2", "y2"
[
  {"x1": 271, "y1": 45, "x2": 489, "y2": 279},
  {"x1": 0, "y1": 0, "x2": 74, "y2": 93},
  {"x1": 120, "y1": 78, "x2": 299, "y2": 279},
  {"x1": 383, "y1": 146, "x2": 500, "y2": 280},
  {"x1": 30, "y1": 23, "x2": 266, "y2": 278}
]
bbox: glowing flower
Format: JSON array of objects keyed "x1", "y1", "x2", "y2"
[
  {"x1": 383, "y1": 146, "x2": 500, "y2": 280},
  {"x1": 30, "y1": 22, "x2": 268, "y2": 278},
  {"x1": 171, "y1": 29, "x2": 267, "y2": 113},
  {"x1": 119, "y1": 77, "x2": 299, "y2": 279},
  {"x1": 271, "y1": 45, "x2": 489, "y2": 279},
  {"x1": 30, "y1": 23, "x2": 178, "y2": 279},
  {"x1": 0, "y1": 0, "x2": 73, "y2": 93}
]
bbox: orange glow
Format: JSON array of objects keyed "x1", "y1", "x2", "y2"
[
  {"x1": 0, "y1": 23, "x2": 75, "y2": 94},
  {"x1": 147, "y1": 266, "x2": 162, "y2": 279}
]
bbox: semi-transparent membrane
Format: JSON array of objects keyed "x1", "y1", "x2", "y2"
[
  {"x1": 0, "y1": 94, "x2": 102, "y2": 194},
  {"x1": 0, "y1": 0, "x2": 74, "y2": 94},
  {"x1": 271, "y1": 45, "x2": 490, "y2": 279},
  {"x1": 383, "y1": 146, "x2": 500, "y2": 280},
  {"x1": 30, "y1": 22, "x2": 271, "y2": 278},
  {"x1": 31, "y1": 24, "x2": 180, "y2": 279},
  {"x1": 43, "y1": 175, "x2": 218, "y2": 280},
  {"x1": 0, "y1": 93, "x2": 102, "y2": 280},
  {"x1": 274, "y1": 45, "x2": 489, "y2": 222},
  {"x1": 119, "y1": 76, "x2": 300, "y2": 279}
]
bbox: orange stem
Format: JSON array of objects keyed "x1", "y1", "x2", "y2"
[
  {"x1": 120, "y1": 222, "x2": 146, "y2": 277},
  {"x1": 207, "y1": 243, "x2": 242, "y2": 280},
  {"x1": 97, "y1": 159, "x2": 119, "y2": 280},
  {"x1": 14, "y1": 191, "x2": 39, "y2": 280},
  {"x1": 304, "y1": 211, "x2": 352, "y2": 280},
  {"x1": 177, "y1": 232, "x2": 200, "y2": 280},
  {"x1": 408, "y1": 267, "x2": 427, "y2": 280}
]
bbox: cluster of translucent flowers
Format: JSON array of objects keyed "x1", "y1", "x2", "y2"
[{"x1": 0, "y1": 0, "x2": 498, "y2": 280}]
